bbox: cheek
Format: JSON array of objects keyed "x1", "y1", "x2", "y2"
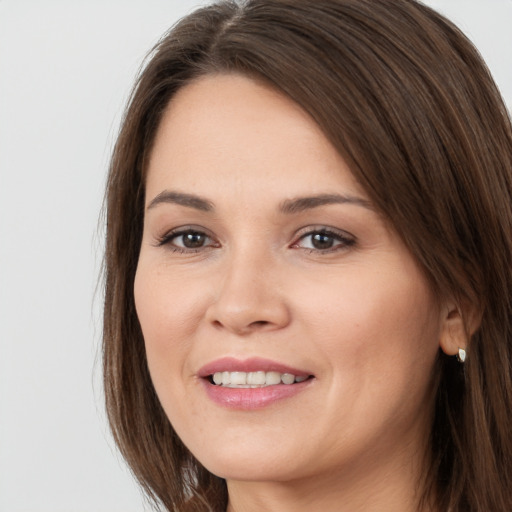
[
  {"x1": 344, "y1": 267, "x2": 441, "y2": 419},
  {"x1": 133, "y1": 263, "x2": 206, "y2": 380},
  {"x1": 135, "y1": 261, "x2": 205, "y2": 335},
  {"x1": 295, "y1": 262, "x2": 441, "y2": 401},
  {"x1": 133, "y1": 262, "x2": 210, "y2": 438},
  {"x1": 296, "y1": 261, "x2": 439, "y2": 343}
]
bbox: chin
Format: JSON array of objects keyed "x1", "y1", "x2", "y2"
[
  {"x1": 181, "y1": 429, "x2": 311, "y2": 482},
  {"x1": 200, "y1": 454, "x2": 305, "y2": 483}
]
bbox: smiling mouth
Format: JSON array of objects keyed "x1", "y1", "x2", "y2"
[{"x1": 209, "y1": 371, "x2": 312, "y2": 388}]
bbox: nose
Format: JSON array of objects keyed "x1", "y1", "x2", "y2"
[{"x1": 205, "y1": 250, "x2": 291, "y2": 335}]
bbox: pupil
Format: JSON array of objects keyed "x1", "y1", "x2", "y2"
[
  {"x1": 183, "y1": 232, "x2": 205, "y2": 248},
  {"x1": 312, "y1": 233, "x2": 333, "y2": 249}
]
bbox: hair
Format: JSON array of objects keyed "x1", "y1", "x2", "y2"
[{"x1": 102, "y1": 1, "x2": 512, "y2": 510}]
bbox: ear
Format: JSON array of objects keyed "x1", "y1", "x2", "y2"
[{"x1": 439, "y1": 300, "x2": 481, "y2": 357}]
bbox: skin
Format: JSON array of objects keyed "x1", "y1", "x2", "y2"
[{"x1": 134, "y1": 74, "x2": 457, "y2": 512}]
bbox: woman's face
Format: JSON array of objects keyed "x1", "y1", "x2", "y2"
[{"x1": 134, "y1": 74, "x2": 448, "y2": 485}]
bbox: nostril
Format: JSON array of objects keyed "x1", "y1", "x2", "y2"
[
  {"x1": 249, "y1": 320, "x2": 270, "y2": 328},
  {"x1": 210, "y1": 318, "x2": 272, "y2": 334}
]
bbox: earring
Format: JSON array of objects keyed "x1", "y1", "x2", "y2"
[{"x1": 457, "y1": 348, "x2": 466, "y2": 363}]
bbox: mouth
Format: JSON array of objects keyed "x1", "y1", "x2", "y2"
[
  {"x1": 208, "y1": 370, "x2": 311, "y2": 388},
  {"x1": 198, "y1": 358, "x2": 315, "y2": 408}
]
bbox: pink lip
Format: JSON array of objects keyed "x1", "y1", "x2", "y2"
[
  {"x1": 197, "y1": 357, "x2": 311, "y2": 378},
  {"x1": 197, "y1": 357, "x2": 314, "y2": 410}
]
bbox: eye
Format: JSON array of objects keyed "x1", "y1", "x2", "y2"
[
  {"x1": 175, "y1": 231, "x2": 209, "y2": 249},
  {"x1": 157, "y1": 228, "x2": 218, "y2": 252},
  {"x1": 292, "y1": 228, "x2": 355, "y2": 253}
]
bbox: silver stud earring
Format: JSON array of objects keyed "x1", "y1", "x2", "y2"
[{"x1": 457, "y1": 348, "x2": 466, "y2": 363}]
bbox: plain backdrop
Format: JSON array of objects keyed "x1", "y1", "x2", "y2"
[{"x1": 0, "y1": 1, "x2": 511, "y2": 511}]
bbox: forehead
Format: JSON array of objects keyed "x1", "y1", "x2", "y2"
[{"x1": 145, "y1": 73, "x2": 366, "y2": 205}]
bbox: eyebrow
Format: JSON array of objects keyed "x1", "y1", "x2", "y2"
[
  {"x1": 279, "y1": 193, "x2": 373, "y2": 214},
  {"x1": 147, "y1": 190, "x2": 214, "y2": 212},
  {"x1": 146, "y1": 190, "x2": 373, "y2": 214}
]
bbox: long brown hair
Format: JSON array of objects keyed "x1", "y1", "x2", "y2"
[{"x1": 103, "y1": 1, "x2": 512, "y2": 510}]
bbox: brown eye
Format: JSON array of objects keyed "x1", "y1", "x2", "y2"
[
  {"x1": 294, "y1": 228, "x2": 355, "y2": 253},
  {"x1": 311, "y1": 232, "x2": 335, "y2": 250},
  {"x1": 180, "y1": 231, "x2": 207, "y2": 248},
  {"x1": 157, "y1": 228, "x2": 217, "y2": 252}
]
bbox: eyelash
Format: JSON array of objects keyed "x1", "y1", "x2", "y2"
[
  {"x1": 156, "y1": 226, "x2": 355, "y2": 254},
  {"x1": 292, "y1": 227, "x2": 356, "y2": 253},
  {"x1": 156, "y1": 227, "x2": 219, "y2": 253}
]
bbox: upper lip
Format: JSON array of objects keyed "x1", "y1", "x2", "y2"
[{"x1": 197, "y1": 357, "x2": 312, "y2": 378}]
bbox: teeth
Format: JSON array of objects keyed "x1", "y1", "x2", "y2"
[
  {"x1": 211, "y1": 371, "x2": 309, "y2": 388},
  {"x1": 281, "y1": 373, "x2": 295, "y2": 385},
  {"x1": 230, "y1": 372, "x2": 247, "y2": 385},
  {"x1": 266, "y1": 371, "x2": 281, "y2": 385},
  {"x1": 247, "y1": 371, "x2": 266, "y2": 385}
]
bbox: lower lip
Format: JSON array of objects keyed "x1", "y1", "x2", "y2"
[{"x1": 201, "y1": 379, "x2": 312, "y2": 410}]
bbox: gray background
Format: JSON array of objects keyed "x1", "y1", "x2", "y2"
[{"x1": 1, "y1": 1, "x2": 511, "y2": 510}]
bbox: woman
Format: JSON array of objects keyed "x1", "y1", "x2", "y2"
[{"x1": 102, "y1": 1, "x2": 512, "y2": 510}]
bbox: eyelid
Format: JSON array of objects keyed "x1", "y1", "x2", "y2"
[
  {"x1": 152, "y1": 224, "x2": 354, "y2": 254},
  {"x1": 154, "y1": 225, "x2": 219, "y2": 250},
  {"x1": 291, "y1": 225, "x2": 356, "y2": 252}
]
